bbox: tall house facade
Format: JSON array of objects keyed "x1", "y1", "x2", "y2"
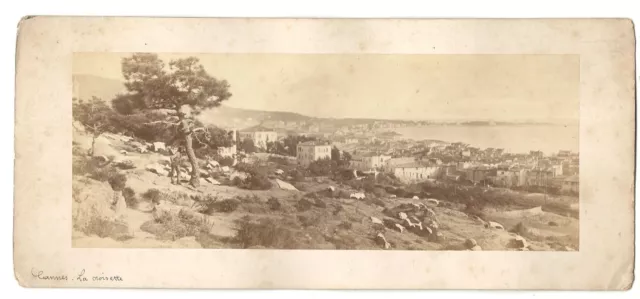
[{"x1": 297, "y1": 141, "x2": 332, "y2": 166}]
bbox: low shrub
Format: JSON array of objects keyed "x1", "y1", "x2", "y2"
[
  {"x1": 509, "y1": 222, "x2": 543, "y2": 242},
  {"x1": 142, "y1": 188, "x2": 163, "y2": 204},
  {"x1": 143, "y1": 209, "x2": 214, "y2": 241},
  {"x1": 234, "y1": 217, "x2": 301, "y2": 249},
  {"x1": 313, "y1": 198, "x2": 327, "y2": 209},
  {"x1": 304, "y1": 192, "x2": 319, "y2": 199},
  {"x1": 231, "y1": 176, "x2": 243, "y2": 187},
  {"x1": 289, "y1": 169, "x2": 306, "y2": 182},
  {"x1": 332, "y1": 205, "x2": 344, "y2": 216},
  {"x1": 89, "y1": 164, "x2": 120, "y2": 182},
  {"x1": 267, "y1": 156, "x2": 290, "y2": 166},
  {"x1": 122, "y1": 187, "x2": 138, "y2": 208},
  {"x1": 372, "y1": 187, "x2": 387, "y2": 198},
  {"x1": 297, "y1": 214, "x2": 315, "y2": 227},
  {"x1": 217, "y1": 198, "x2": 241, "y2": 213},
  {"x1": 368, "y1": 197, "x2": 386, "y2": 208},
  {"x1": 83, "y1": 217, "x2": 131, "y2": 241},
  {"x1": 199, "y1": 197, "x2": 241, "y2": 214},
  {"x1": 337, "y1": 221, "x2": 352, "y2": 230},
  {"x1": 72, "y1": 143, "x2": 86, "y2": 156},
  {"x1": 267, "y1": 197, "x2": 281, "y2": 211},
  {"x1": 232, "y1": 164, "x2": 273, "y2": 190},
  {"x1": 307, "y1": 158, "x2": 337, "y2": 176},
  {"x1": 72, "y1": 156, "x2": 92, "y2": 176},
  {"x1": 464, "y1": 199, "x2": 486, "y2": 219},
  {"x1": 108, "y1": 173, "x2": 127, "y2": 191},
  {"x1": 115, "y1": 160, "x2": 136, "y2": 170},
  {"x1": 296, "y1": 198, "x2": 313, "y2": 212},
  {"x1": 217, "y1": 157, "x2": 235, "y2": 167},
  {"x1": 337, "y1": 190, "x2": 351, "y2": 199},
  {"x1": 243, "y1": 173, "x2": 272, "y2": 190}
]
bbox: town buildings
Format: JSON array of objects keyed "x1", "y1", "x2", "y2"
[
  {"x1": 561, "y1": 175, "x2": 580, "y2": 193},
  {"x1": 350, "y1": 154, "x2": 392, "y2": 171},
  {"x1": 391, "y1": 162, "x2": 444, "y2": 183},
  {"x1": 383, "y1": 157, "x2": 417, "y2": 172},
  {"x1": 494, "y1": 167, "x2": 528, "y2": 187},
  {"x1": 238, "y1": 125, "x2": 278, "y2": 149},
  {"x1": 464, "y1": 166, "x2": 497, "y2": 184},
  {"x1": 296, "y1": 141, "x2": 332, "y2": 166}
]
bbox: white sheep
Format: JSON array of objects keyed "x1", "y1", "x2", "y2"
[
  {"x1": 485, "y1": 221, "x2": 505, "y2": 230},
  {"x1": 376, "y1": 233, "x2": 391, "y2": 249},
  {"x1": 350, "y1": 192, "x2": 365, "y2": 200},
  {"x1": 398, "y1": 212, "x2": 408, "y2": 220},
  {"x1": 403, "y1": 218, "x2": 419, "y2": 229},
  {"x1": 426, "y1": 198, "x2": 440, "y2": 206},
  {"x1": 370, "y1": 216, "x2": 384, "y2": 225},
  {"x1": 425, "y1": 208, "x2": 436, "y2": 218},
  {"x1": 426, "y1": 219, "x2": 439, "y2": 230},
  {"x1": 415, "y1": 221, "x2": 423, "y2": 231}
]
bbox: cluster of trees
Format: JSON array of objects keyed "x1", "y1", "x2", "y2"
[
  {"x1": 305, "y1": 147, "x2": 353, "y2": 177},
  {"x1": 238, "y1": 138, "x2": 257, "y2": 154},
  {"x1": 265, "y1": 135, "x2": 318, "y2": 156},
  {"x1": 231, "y1": 163, "x2": 272, "y2": 190},
  {"x1": 74, "y1": 96, "x2": 235, "y2": 159},
  {"x1": 73, "y1": 53, "x2": 234, "y2": 186}
]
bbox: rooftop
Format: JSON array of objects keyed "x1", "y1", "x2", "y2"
[
  {"x1": 565, "y1": 175, "x2": 579, "y2": 183},
  {"x1": 298, "y1": 141, "x2": 332, "y2": 147},
  {"x1": 391, "y1": 162, "x2": 430, "y2": 168},
  {"x1": 241, "y1": 125, "x2": 275, "y2": 132}
]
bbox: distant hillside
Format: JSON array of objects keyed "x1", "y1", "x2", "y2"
[
  {"x1": 197, "y1": 105, "x2": 315, "y2": 129},
  {"x1": 71, "y1": 75, "x2": 575, "y2": 128},
  {"x1": 200, "y1": 106, "x2": 313, "y2": 123},
  {"x1": 72, "y1": 74, "x2": 126, "y2": 102}
]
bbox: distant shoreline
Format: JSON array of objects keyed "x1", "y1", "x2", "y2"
[{"x1": 382, "y1": 124, "x2": 579, "y2": 155}]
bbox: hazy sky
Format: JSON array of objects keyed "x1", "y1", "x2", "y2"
[{"x1": 73, "y1": 53, "x2": 579, "y2": 122}]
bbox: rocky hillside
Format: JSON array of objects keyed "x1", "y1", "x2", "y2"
[{"x1": 72, "y1": 126, "x2": 579, "y2": 251}]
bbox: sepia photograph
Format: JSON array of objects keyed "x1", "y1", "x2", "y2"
[
  {"x1": 15, "y1": 17, "x2": 634, "y2": 290},
  {"x1": 71, "y1": 53, "x2": 580, "y2": 251}
]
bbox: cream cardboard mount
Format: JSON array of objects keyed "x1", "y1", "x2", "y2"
[{"x1": 13, "y1": 17, "x2": 635, "y2": 290}]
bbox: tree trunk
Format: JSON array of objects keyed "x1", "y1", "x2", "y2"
[
  {"x1": 89, "y1": 135, "x2": 97, "y2": 156},
  {"x1": 184, "y1": 133, "x2": 200, "y2": 187},
  {"x1": 177, "y1": 116, "x2": 200, "y2": 187}
]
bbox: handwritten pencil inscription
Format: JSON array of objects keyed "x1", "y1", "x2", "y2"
[{"x1": 31, "y1": 268, "x2": 123, "y2": 282}]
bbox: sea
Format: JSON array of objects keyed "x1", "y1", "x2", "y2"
[{"x1": 393, "y1": 125, "x2": 579, "y2": 155}]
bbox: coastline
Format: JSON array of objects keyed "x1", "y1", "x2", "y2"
[{"x1": 382, "y1": 124, "x2": 579, "y2": 155}]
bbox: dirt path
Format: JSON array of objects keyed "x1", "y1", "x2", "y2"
[{"x1": 124, "y1": 207, "x2": 157, "y2": 239}]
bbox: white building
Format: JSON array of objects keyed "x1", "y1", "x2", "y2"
[
  {"x1": 297, "y1": 141, "x2": 332, "y2": 166},
  {"x1": 391, "y1": 162, "x2": 444, "y2": 183},
  {"x1": 238, "y1": 125, "x2": 277, "y2": 149},
  {"x1": 383, "y1": 157, "x2": 416, "y2": 172},
  {"x1": 217, "y1": 129, "x2": 237, "y2": 158},
  {"x1": 350, "y1": 154, "x2": 392, "y2": 171}
]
